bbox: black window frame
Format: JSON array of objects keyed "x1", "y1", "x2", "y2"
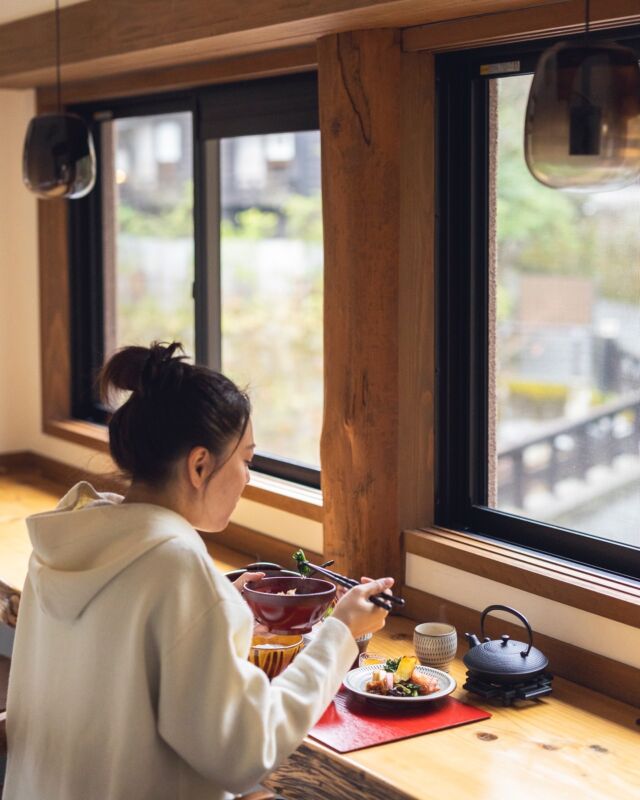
[
  {"x1": 436, "y1": 26, "x2": 640, "y2": 581},
  {"x1": 68, "y1": 73, "x2": 322, "y2": 489}
]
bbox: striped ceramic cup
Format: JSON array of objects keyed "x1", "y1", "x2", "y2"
[{"x1": 413, "y1": 622, "x2": 458, "y2": 672}]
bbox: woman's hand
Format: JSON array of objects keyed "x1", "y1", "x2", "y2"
[
  {"x1": 331, "y1": 576, "x2": 394, "y2": 639},
  {"x1": 233, "y1": 571, "x2": 265, "y2": 593}
]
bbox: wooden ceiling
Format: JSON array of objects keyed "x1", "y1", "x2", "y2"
[{"x1": 0, "y1": 0, "x2": 566, "y2": 88}]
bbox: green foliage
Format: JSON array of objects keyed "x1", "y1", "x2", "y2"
[
  {"x1": 118, "y1": 181, "x2": 194, "y2": 239},
  {"x1": 507, "y1": 379, "x2": 568, "y2": 402},
  {"x1": 496, "y1": 77, "x2": 587, "y2": 277},
  {"x1": 283, "y1": 194, "x2": 323, "y2": 242},
  {"x1": 495, "y1": 76, "x2": 639, "y2": 304},
  {"x1": 505, "y1": 379, "x2": 569, "y2": 419},
  {"x1": 496, "y1": 284, "x2": 513, "y2": 322},
  {"x1": 220, "y1": 194, "x2": 322, "y2": 242},
  {"x1": 221, "y1": 208, "x2": 279, "y2": 240}
]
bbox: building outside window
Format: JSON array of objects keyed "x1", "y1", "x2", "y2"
[{"x1": 70, "y1": 74, "x2": 322, "y2": 486}]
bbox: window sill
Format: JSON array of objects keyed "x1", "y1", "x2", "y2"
[
  {"x1": 44, "y1": 419, "x2": 110, "y2": 451},
  {"x1": 404, "y1": 527, "x2": 640, "y2": 628},
  {"x1": 43, "y1": 418, "x2": 323, "y2": 521}
]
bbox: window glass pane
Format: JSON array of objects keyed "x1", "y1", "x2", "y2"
[
  {"x1": 103, "y1": 112, "x2": 194, "y2": 357},
  {"x1": 491, "y1": 74, "x2": 640, "y2": 548},
  {"x1": 220, "y1": 131, "x2": 322, "y2": 467}
]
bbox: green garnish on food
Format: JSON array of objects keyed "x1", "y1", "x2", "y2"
[
  {"x1": 292, "y1": 549, "x2": 312, "y2": 577},
  {"x1": 383, "y1": 657, "x2": 401, "y2": 673},
  {"x1": 322, "y1": 603, "x2": 335, "y2": 620}
]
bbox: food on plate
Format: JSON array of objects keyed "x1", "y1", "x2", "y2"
[
  {"x1": 395, "y1": 655, "x2": 418, "y2": 681},
  {"x1": 365, "y1": 656, "x2": 440, "y2": 697}
]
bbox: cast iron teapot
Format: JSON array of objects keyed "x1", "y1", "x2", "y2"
[{"x1": 463, "y1": 604, "x2": 548, "y2": 684}]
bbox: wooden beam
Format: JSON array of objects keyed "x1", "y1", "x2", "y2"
[
  {"x1": 0, "y1": 0, "x2": 563, "y2": 87},
  {"x1": 318, "y1": 29, "x2": 433, "y2": 583},
  {"x1": 403, "y1": 0, "x2": 640, "y2": 53},
  {"x1": 37, "y1": 173, "x2": 71, "y2": 428},
  {"x1": 37, "y1": 46, "x2": 319, "y2": 106},
  {"x1": 318, "y1": 28, "x2": 402, "y2": 583}
]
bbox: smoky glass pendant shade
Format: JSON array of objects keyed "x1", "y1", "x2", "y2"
[
  {"x1": 23, "y1": 113, "x2": 96, "y2": 199},
  {"x1": 524, "y1": 41, "x2": 640, "y2": 192}
]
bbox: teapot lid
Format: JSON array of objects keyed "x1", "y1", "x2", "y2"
[{"x1": 463, "y1": 605, "x2": 548, "y2": 677}]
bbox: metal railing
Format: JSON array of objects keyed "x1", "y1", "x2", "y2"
[{"x1": 497, "y1": 391, "x2": 640, "y2": 509}]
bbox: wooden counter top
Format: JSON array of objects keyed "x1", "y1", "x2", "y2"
[
  {"x1": 1, "y1": 472, "x2": 638, "y2": 799},
  {"x1": 201, "y1": 543, "x2": 640, "y2": 800},
  {"x1": 264, "y1": 614, "x2": 640, "y2": 800}
]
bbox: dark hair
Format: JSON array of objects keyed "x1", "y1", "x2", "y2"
[{"x1": 99, "y1": 342, "x2": 251, "y2": 485}]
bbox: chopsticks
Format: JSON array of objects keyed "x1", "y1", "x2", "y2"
[{"x1": 300, "y1": 561, "x2": 404, "y2": 612}]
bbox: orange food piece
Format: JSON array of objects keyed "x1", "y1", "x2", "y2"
[
  {"x1": 410, "y1": 670, "x2": 440, "y2": 694},
  {"x1": 395, "y1": 656, "x2": 418, "y2": 682}
]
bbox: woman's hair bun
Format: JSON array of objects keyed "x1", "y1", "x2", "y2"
[
  {"x1": 99, "y1": 340, "x2": 250, "y2": 485},
  {"x1": 100, "y1": 342, "x2": 186, "y2": 404}
]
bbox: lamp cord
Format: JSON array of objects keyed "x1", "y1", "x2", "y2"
[
  {"x1": 55, "y1": 0, "x2": 61, "y2": 113},
  {"x1": 585, "y1": 0, "x2": 590, "y2": 42}
]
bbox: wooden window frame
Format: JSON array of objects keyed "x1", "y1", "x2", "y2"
[
  {"x1": 435, "y1": 26, "x2": 640, "y2": 581},
  {"x1": 35, "y1": 14, "x2": 640, "y2": 632},
  {"x1": 37, "y1": 48, "x2": 323, "y2": 520}
]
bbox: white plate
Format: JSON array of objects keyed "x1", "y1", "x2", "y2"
[{"x1": 344, "y1": 663, "x2": 456, "y2": 704}]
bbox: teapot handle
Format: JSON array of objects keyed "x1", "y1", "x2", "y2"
[{"x1": 480, "y1": 604, "x2": 533, "y2": 657}]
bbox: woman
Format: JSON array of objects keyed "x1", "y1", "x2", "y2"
[{"x1": 5, "y1": 343, "x2": 393, "y2": 800}]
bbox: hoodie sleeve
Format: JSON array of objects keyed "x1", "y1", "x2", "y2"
[{"x1": 157, "y1": 600, "x2": 357, "y2": 794}]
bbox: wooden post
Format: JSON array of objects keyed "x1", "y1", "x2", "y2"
[{"x1": 318, "y1": 30, "x2": 434, "y2": 583}]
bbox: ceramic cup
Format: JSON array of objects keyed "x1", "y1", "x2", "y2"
[
  {"x1": 352, "y1": 632, "x2": 373, "y2": 668},
  {"x1": 413, "y1": 622, "x2": 458, "y2": 672}
]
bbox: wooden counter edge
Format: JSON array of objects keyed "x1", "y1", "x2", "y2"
[
  {"x1": 264, "y1": 737, "x2": 414, "y2": 800},
  {"x1": 405, "y1": 528, "x2": 640, "y2": 627}
]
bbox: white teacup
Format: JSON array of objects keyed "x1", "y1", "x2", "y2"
[{"x1": 413, "y1": 622, "x2": 458, "y2": 672}]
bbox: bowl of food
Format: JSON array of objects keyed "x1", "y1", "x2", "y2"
[
  {"x1": 249, "y1": 633, "x2": 304, "y2": 679},
  {"x1": 243, "y1": 576, "x2": 336, "y2": 634}
]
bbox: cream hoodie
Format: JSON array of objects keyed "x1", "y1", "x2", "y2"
[{"x1": 4, "y1": 483, "x2": 357, "y2": 800}]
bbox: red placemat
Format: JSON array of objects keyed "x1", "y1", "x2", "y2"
[{"x1": 309, "y1": 687, "x2": 491, "y2": 753}]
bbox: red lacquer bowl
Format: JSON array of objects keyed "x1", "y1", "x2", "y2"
[{"x1": 243, "y1": 576, "x2": 336, "y2": 634}]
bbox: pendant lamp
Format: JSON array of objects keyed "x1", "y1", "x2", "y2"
[
  {"x1": 524, "y1": 0, "x2": 640, "y2": 192},
  {"x1": 23, "y1": 0, "x2": 96, "y2": 199}
]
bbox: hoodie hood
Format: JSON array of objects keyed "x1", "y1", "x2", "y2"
[{"x1": 27, "y1": 482, "x2": 203, "y2": 622}]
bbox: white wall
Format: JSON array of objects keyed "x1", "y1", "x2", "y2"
[
  {"x1": 0, "y1": 89, "x2": 43, "y2": 455},
  {"x1": 0, "y1": 92, "x2": 635, "y2": 670},
  {"x1": 0, "y1": 89, "x2": 112, "y2": 471}
]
